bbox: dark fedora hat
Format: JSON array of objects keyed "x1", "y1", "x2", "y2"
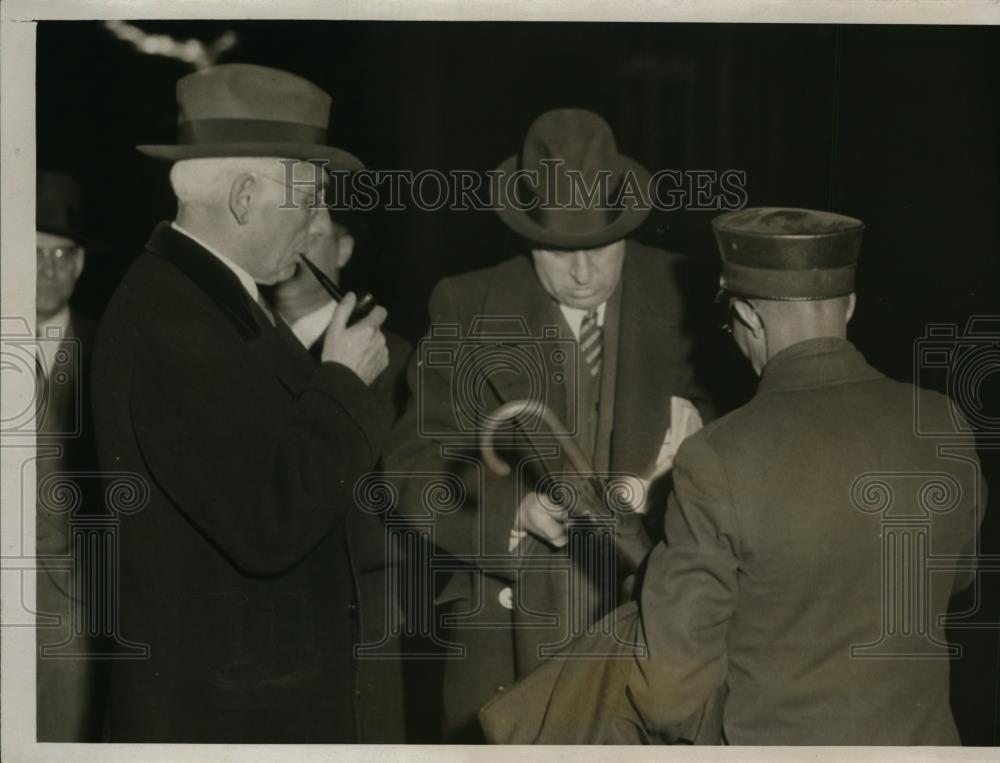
[
  {"x1": 37, "y1": 170, "x2": 83, "y2": 242},
  {"x1": 495, "y1": 109, "x2": 651, "y2": 249},
  {"x1": 713, "y1": 207, "x2": 865, "y2": 300},
  {"x1": 138, "y1": 63, "x2": 363, "y2": 170}
]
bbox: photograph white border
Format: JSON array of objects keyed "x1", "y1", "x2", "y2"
[{"x1": 3, "y1": 2, "x2": 999, "y2": 761}]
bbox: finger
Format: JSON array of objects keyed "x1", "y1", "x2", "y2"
[
  {"x1": 330, "y1": 292, "x2": 357, "y2": 334},
  {"x1": 537, "y1": 492, "x2": 570, "y2": 522},
  {"x1": 540, "y1": 515, "x2": 568, "y2": 547},
  {"x1": 358, "y1": 305, "x2": 387, "y2": 330}
]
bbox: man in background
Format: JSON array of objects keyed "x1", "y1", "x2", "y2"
[
  {"x1": 270, "y1": 208, "x2": 411, "y2": 421},
  {"x1": 35, "y1": 169, "x2": 104, "y2": 741}
]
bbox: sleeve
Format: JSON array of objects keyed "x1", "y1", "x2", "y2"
[
  {"x1": 626, "y1": 432, "x2": 740, "y2": 741},
  {"x1": 954, "y1": 464, "x2": 989, "y2": 594},
  {"x1": 130, "y1": 321, "x2": 391, "y2": 577}
]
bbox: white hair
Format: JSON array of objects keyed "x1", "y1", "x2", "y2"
[{"x1": 169, "y1": 157, "x2": 300, "y2": 208}]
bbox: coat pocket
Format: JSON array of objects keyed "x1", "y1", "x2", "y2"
[{"x1": 173, "y1": 590, "x2": 325, "y2": 710}]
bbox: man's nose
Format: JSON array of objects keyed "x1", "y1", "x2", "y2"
[
  {"x1": 38, "y1": 259, "x2": 57, "y2": 278},
  {"x1": 569, "y1": 251, "x2": 592, "y2": 284}
]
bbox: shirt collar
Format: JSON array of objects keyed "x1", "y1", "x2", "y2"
[
  {"x1": 36, "y1": 305, "x2": 71, "y2": 339},
  {"x1": 289, "y1": 299, "x2": 337, "y2": 350},
  {"x1": 558, "y1": 301, "x2": 606, "y2": 341},
  {"x1": 171, "y1": 221, "x2": 259, "y2": 303}
]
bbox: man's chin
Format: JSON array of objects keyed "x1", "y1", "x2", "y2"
[
  {"x1": 259, "y1": 262, "x2": 298, "y2": 286},
  {"x1": 561, "y1": 292, "x2": 608, "y2": 310}
]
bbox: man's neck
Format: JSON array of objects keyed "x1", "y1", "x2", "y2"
[
  {"x1": 36, "y1": 305, "x2": 71, "y2": 337},
  {"x1": 173, "y1": 214, "x2": 233, "y2": 259},
  {"x1": 272, "y1": 288, "x2": 333, "y2": 325}
]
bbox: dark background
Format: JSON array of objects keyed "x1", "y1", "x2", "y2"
[{"x1": 37, "y1": 21, "x2": 999, "y2": 744}]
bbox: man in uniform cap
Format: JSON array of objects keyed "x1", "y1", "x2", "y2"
[
  {"x1": 92, "y1": 64, "x2": 392, "y2": 742},
  {"x1": 626, "y1": 207, "x2": 985, "y2": 743},
  {"x1": 384, "y1": 108, "x2": 714, "y2": 740}
]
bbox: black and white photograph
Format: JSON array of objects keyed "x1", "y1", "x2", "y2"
[{"x1": 1, "y1": 2, "x2": 998, "y2": 760}]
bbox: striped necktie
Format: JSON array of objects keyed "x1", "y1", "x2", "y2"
[{"x1": 579, "y1": 308, "x2": 602, "y2": 377}]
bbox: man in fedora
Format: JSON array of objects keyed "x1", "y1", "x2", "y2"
[
  {"x1": 91, "y1": 64, "x2": 393, "y2": 742},
  {"x1": 35, "y1": 169, "x2": 105, "y2": 741},
  {"x1": 625, "y1": 208, "x2": 985, "y2": 743},
  {"x1": 384, "y1": 108, "x2": 714, "y2": 741}
]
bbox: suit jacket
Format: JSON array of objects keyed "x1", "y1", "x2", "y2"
[
  {"x1": 383, "y1": 239, "x2": 713, "y2": 738},
  {"x1": 91, "y1": 222, "x2": 392, "y2": 742},
  {"x1": 629, "y1": 337, "x2": 985, "y2": 744}
]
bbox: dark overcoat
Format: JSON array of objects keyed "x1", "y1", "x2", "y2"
[
  {"x1": 383, "y1": 239, "x2": 713, "y2": 740},
  {"x1": 91, "y1": 222, "x2": 392, "y2": 742}
]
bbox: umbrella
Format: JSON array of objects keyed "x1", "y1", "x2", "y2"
[{"x1": 477, "y1": 398, "x2": 652, "y2": 571}]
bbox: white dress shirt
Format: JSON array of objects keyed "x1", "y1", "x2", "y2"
[
  {"x1": 289, "y1": 299, "x2": 337, "y2": 349},
  {"x1": 171, "y1": 222, "x2": 260, "y2": 303},
  {"x1": 558, "y1": 301, "x2": 607, "y2": 341},
  {"x1": 36, "y1": 305, "x2": 71, "y2": 375}
]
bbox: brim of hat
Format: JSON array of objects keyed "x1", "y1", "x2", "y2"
[
  {"x1": 493, "y1": 154, "x2": 651, "y2": 249},
  {"x1": 136, "y1": 142, "x2": 365, "y2": 171},
  {"x1": 36, "y1": 222, "x2": 84, "y2": 242}
]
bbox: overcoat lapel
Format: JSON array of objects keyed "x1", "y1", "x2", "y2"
[
  {"x1": 479, "y1": 256, "x2": 572, "y2": 432},
  {"x1": 609, "y1": 241, "x2": 687, "y2": 477},
  {"x1": 147, "y1": 222, "x2": 315, "y2": 391}
]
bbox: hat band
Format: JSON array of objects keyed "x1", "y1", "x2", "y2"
[
  {"x1": 517, "y1": 169, "x2": 626, "y2": 241},
  {"x1": 721, "y1": 261, "x2": 857, "y2": 300},
  {"x1": 177, "y1": 118, "x2": 327, "y2": 146}
]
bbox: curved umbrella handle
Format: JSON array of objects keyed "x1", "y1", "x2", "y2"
[
  {"x1": 479, "y1": 398, "x2": 653, "y2": 573},
  {"x1": 478, "y1": 399, "x2": 596, "y2": 482}
]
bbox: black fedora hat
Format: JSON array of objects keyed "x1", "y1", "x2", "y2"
[
  {"x1": 495, "y1": 109, "x2": 651, "y2": 249},
  {"x1": 138, "y1": 63, "x2": 363, "y2": 171},
  {"x1": 37, "y1": 170, "x2": 83, "y2": 242}
]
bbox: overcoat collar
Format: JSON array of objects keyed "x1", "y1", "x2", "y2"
[
  {"x1": 757, "y1": 336, "x2": 882, "y2": 394},
  {"x1": 146, "y1": 221, "x2": 268, "y2": 339}
]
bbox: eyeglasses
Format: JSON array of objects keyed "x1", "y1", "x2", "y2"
[
  {"x1": 255, "y1": 172, "x2": 324, "y2": 209},
  {"x1": 37, "y1": 246, "x2": 82, "y2": 272},
  {"x1": 716, "y1": 290, "x2": 763, "y2": 335}
]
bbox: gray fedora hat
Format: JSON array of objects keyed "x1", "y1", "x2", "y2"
[
  {"x1": 494, "y1": 108, "x2": 651, "y2": 249},
  {"x1": 138, "y1": 63, "x2": 363, "y2": 171}
]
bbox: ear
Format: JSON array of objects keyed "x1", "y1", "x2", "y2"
[
  {"x1": 846, "y1": 292, "x2": 857, "y2": 323},
  {"x1": 336, "y1": 233, "x2": 355, "y2": 269},
  {"x1": 73, "y1": 249, "x2": 86, "y2": 280},
  {"x1": 228, "y1": 173, "x2": 257, "y2": 225},
  {"x1": 732, "y1": 299, "x2": 763, "y2": 337}
]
